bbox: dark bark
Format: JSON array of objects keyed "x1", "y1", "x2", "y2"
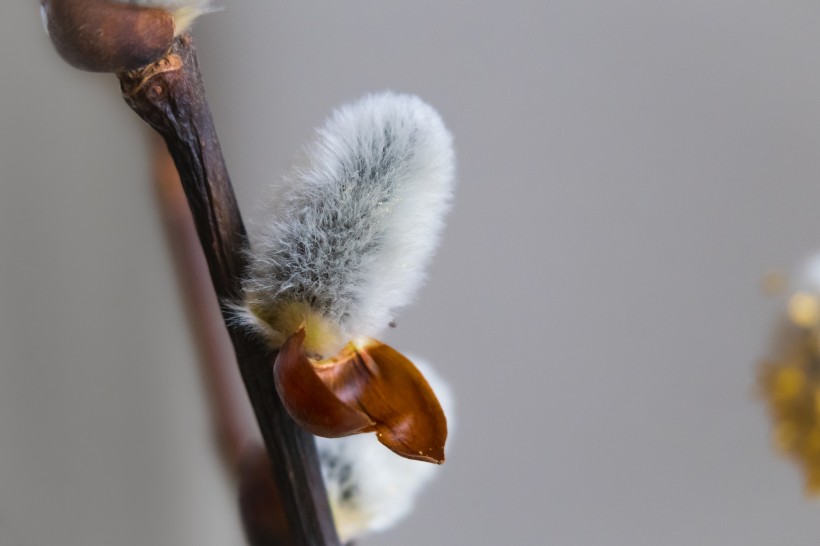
[{"x1": 118, "y1": 33, "x2": 340, "y2": 546}]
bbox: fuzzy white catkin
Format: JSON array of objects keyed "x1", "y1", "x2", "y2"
[
  {"x1": 242, "y1": 92, "x2": 456, "y2": 356},
  {"x1": 317, "y1": 357, "x2": 454, "y2": 543}
]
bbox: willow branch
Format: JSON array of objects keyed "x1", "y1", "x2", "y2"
[{"x1": 120, "y1": 33, "x2": 340, "y2": 546}]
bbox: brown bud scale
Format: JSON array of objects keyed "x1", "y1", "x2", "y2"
[{"x1": 274, "y1": 328, "x2": 448, "y2": 464}]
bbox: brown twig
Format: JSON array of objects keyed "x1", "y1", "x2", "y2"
[{"x1": 120, "y1": 34, "x2": 340, "y2": 546}]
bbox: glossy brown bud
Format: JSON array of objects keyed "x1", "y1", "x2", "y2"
[
  {"x1": 274, "y1": 328, "x2": 376, "y2": 439},
  {"x1": 274, "y1": 328, "x2": 448, "y2": 464},
  {"x1": 41, "y1": 0, "x2": 175, "y2": 73}
]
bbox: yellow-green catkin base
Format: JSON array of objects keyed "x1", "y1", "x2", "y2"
[{"x1": 249, "y1": 301, "x2": 344, "y2": 359}]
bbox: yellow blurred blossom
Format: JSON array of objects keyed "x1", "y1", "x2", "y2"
[
  {"x1": 760, "y1": 292, "x2": 820, "y2": 495},
  {"x1": 788, "y1": 292, "x2": 820, "y2": 328}
]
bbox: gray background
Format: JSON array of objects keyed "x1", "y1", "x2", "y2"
[{"x1": 2, "y1": 1, "x2": 820, "y2": 544}]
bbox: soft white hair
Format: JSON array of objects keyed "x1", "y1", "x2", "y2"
[
  {"x1": 116, "y1": 0, "x2": 216, "y2": 34},
  {"x1": 118, "y1": 0, "x2": 211, "y2": 7},
  {"x1": 241, "y1": 92, "x2": 456, "y2": 355},
  {"x1": 317, "y1": 357, "x2": 454, "y2": 542}
]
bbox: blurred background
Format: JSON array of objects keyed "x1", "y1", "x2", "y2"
[{"x1": 3, "y1": 1, "x2": 820, "y2": 544}]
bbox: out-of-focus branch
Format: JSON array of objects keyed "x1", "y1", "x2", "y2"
[
  {"x1": 152, "y1": 135, "x2": 293, "y2": 544},
  {"x1": 152, "y1": 135, "x2": 254, "y2": 472}
]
